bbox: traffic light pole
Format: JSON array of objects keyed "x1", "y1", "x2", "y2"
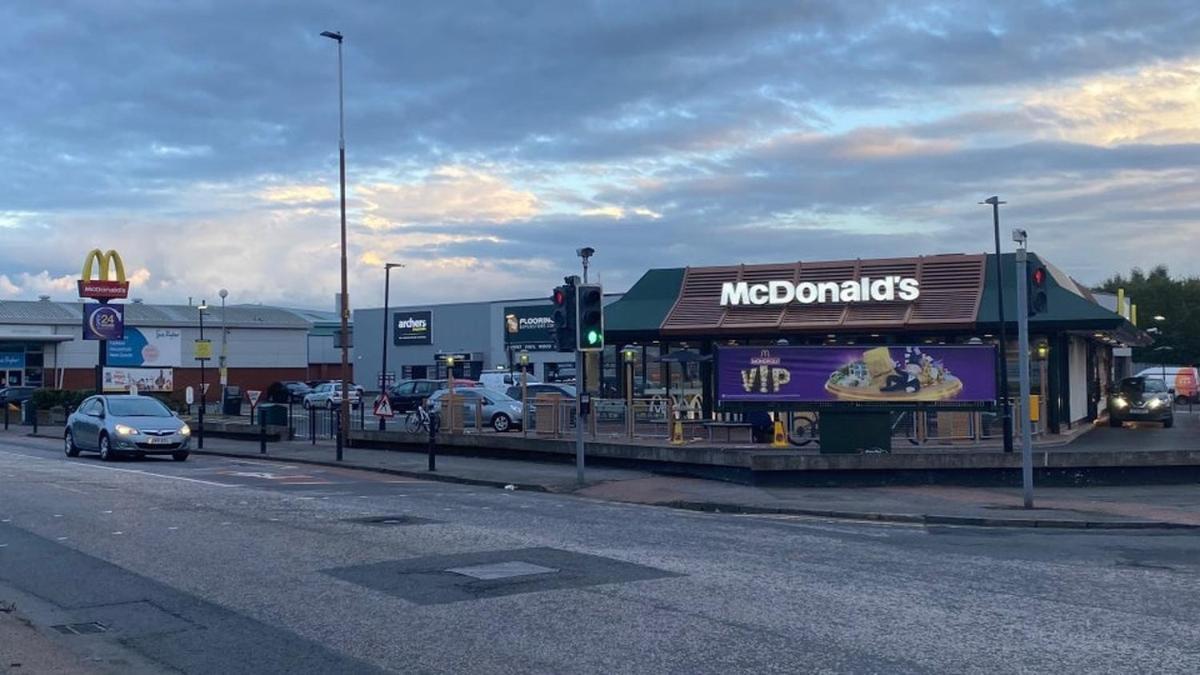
[
  {"x1": 1015, "y1": 241, "x2": 1034, "y2": 508},
  {"x1": 575, "y1": 348, "x2": 585, "y2": 485}
]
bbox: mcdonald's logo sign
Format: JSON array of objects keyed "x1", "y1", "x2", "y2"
[{"x1": 77, "y1": 249, "x2": 130, "y2": 300}]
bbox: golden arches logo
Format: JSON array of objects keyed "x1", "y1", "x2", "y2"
[
  {"x1": 77, "y1": 249, "x2": 130, "y2": 300},
  {"x1": 81, "y1": 249, "x2": 127, "y2": 283}
]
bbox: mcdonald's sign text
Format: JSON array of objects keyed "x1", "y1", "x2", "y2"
[{"x1": 77, "y1": 248, "x2": 130, "y2": 300}]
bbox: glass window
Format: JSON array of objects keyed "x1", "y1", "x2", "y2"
[
  {"x1": 396, "y1": 382, "x2": 416, "y2": 395},
  {"x1": 107, "y1": 397, "x2": 174, "y2": 417}
]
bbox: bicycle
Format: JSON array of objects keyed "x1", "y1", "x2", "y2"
[
  {"x1": 405, "y1": 405, "x2": 433, "y2": 434},
  {"x1": 788, "y1": 412, "x2": 819, "y2": 447}
]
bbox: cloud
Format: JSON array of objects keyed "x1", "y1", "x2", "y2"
[{"x1": 358, "y1": 166, "x2": 540, "y2": 227}]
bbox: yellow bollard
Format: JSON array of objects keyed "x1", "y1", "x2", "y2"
[
  {"x1": 771, "y1": 420, "x2": 788, "y2": 447},
  {"x1": 671, "y1": 419, "x2": 684, "y2": 445}
]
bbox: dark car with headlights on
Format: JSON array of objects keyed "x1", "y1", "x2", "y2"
[
  {"x1": 65, "y1": 395, "x2": 192, "y2": 461},
  {"x1": 1108, "y1": 376, "x2": 1174, "y2": 428}
]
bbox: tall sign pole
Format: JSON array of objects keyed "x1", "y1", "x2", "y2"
[
  {"x1": 1013, "y1": 230, "x2": 1034, "y2": 508},
  {"x1": 78, "y1": 249, "x2": 130, "y2": 393},
  {"x1": 982, "y1": 197, "x2": 1014, "y2": 453},
  {"x1": 321, "y1": 30, "x2": 350, "y2": 462}
]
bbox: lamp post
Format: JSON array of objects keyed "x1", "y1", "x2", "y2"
[
  {"x1": 197, "y1": 300, "x2": 208, "y2": 449},
  {"x1": 519, "y1": 350, "x2": 529, "y2": 436},
  {"x1": 981, "y1": 196, "x2": 1014, "y2": 453},
  {"x1": 623, "y1": 345, "x2": 637, "y2": 437},
  {"x1": 219, "y1": 289, "x2": 228, "y2": 406},
  {"x1": 321, "y1": 29, "x2": 351, "y2": 461},
  {"x1": 379, "y1": 262, "x2": 403, "y2": 430}
]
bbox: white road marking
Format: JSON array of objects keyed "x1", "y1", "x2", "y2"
[
  {"x1": 0, "y1": 449, "x2": 238, "y2": 488},
  {"x1": 112, "y1": 531, "x2": 123, "y2": 535},
  {"x1": 168, "y1": 526, "x2": 179, "y2": 530},
  {"x1": 56, "y1": 536, "x2": 67, "y2": 541},
  {"x1": 103, "y1": 510, "x2": 113, "y2": 514},
  {"x1": 53, "y1": 514, "x2": 62, "y2": 518}
]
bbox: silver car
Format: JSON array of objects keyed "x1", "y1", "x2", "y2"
[
  {"x1": 65, "y1": 395, "x2": 192, "y2": 461},
  {"x1": 428, "y1": 387, "x2": 524, "y2": 432}
]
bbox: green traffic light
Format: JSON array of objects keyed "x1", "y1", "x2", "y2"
[{"x1": 587, "y1": 330, "x2": 600, "y2": 345}]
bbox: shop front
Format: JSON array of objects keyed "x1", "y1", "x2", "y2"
[{"x1": 602, "y1": 252, "x2": 1148, "y2": 439}]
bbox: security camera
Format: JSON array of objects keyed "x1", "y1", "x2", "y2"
[
  {"x1": 1011, "y1": 228, "x2": 1027, "y2": 244},
  {"x1": 576, "y1": 247, "x2": 595, "y2": 259}
]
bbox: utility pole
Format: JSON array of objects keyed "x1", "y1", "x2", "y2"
[
  {"x1": 982, "y1": 196, "x2": 1015, "y2": 453},
  {"x1": 321, "y1": 29, "x2": 350, "y2": 461},
  {"x1": 1013, "y1": 229, "x2": 1034, "y2": 508}
]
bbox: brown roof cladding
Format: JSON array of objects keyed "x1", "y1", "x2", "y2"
[{"x1": 660, "y1": 254, "x2": 986, "y2": 335}]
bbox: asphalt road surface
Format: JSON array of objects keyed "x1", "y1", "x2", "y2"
[{"x1": 1, "y1": 435, "x2": 1198, "y2": 674}]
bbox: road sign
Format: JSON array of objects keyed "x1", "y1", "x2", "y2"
[
  {"x1": 185, "y1": 386, "x2": 195, "y2": 405},
  {"x1": 194, "y1": 339, "x2": 213, "y2": 360},
  {"x1": 247, "y1": 390, "x2": 261, "y2": 408},
  {"x1": 373, "y1": 395, "x2": 394, "y2": 418},
  {"x1": 201, "y1": 383, "x2": 210, "y2": 395}
]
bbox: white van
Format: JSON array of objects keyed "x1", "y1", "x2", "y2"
[
  {"x1": 1135, "y1": 366, "x2": 1199, "y2": 404},
  {"x1": 478, "y1": 370, "x2": 540, "y2": 391}
]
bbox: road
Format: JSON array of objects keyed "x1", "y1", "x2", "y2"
[{"x1": 1, "y1": 435, "x2": 1198, "y2": 674}]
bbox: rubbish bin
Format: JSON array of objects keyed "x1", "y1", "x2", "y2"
[
  {"x1": 257, "y1": 403, "x2": 288, "y2": 426},
  {"x1": 223, "y1": 385, "x2": 243, "y2": 415},
  {"x1": 21, "y1": 401, "x2": 37, "y2": 426}
]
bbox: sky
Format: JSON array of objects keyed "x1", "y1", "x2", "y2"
[{"x1": 1, "y1": 0, "x2": 1198, "y2": 310}]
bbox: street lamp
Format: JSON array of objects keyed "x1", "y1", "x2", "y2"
[
  {"x1": 519, "y1": 350, "x2": 530, "y2": 435},
  {"x1": 980, "y1": 195, "x2": 1014, "y2": 453},
  {"x1": 197, "y1": 300, "x2": 208, "y2": 449},
  {"x1": 622, "y1": 345, "x2": 637, "y2": 437},
  {"x1": 218, "y1": 289, "x2": 228, "y2": 405},
  {"x1": 321, "y1": 29, "x2": 350, "y2": 461},
  {"x1": 379, "y1": 262, "x2": 403, "y2": 431},
  {"x1": 1153, "y1": 315, "x2": 1171, "y2": 389}
]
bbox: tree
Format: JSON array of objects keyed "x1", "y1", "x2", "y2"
[{"x1": 1095, "y1": 266, "x2": 1200, "y2": 366}]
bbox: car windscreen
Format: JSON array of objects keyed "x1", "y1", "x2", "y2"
[
  {"x1": 107, "y1": 397, "x2": 174, "y2": 417},
  {"x1": 1119, "y1": 378, "x2": 1166, "y2": 395},
  {"x1": 479, "y1": 388, "x2": 514, "y2": 401}
]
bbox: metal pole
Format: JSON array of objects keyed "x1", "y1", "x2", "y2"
[
  {"x1": 198, "y1": 307, "x2": 205, "y2": 449},
  {"x1": 984, "y1": 197, "x2": 1015, "y2": 452},
  {"x1": 379, "y1": 265, "x2": 391, "y2": 431},
  {"x1": 521, "y1": 365, "x2": 528, "y2": 437},
  {"x1": 1015, "y1": 243, "x2": 1034, "y2": 508},
  {"x1": 328, "y1": 32, "x2": 349, "y2": 462},
  {"x1": 575, "y1": 348, "x2": 585, "y2": 484},
  {"x1": 96, "y1": 299, "x2": 108, "y2": 393}
]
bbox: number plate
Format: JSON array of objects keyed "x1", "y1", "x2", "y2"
[{"x1": 146, "y1": 437, "x2": 171, "y2": 445}]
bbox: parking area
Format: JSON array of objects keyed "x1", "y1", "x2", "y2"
[{"x1": 1072, "y1": 408, "x2": 1199, "y2": 452}]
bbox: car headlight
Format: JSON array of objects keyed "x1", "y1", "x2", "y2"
[
  {"x1": 179, "y1": 424, "x2": 191, "y2": 436},
  {"x1": 1148, "y1": 398, "x2": 1162, "y2": 409},
  {"x1": 114, "y1": 424, "x2": 140, "y2": 436},
  {"x1": 1112, "y1": 396, "x2": 1128, "y2": 409}
]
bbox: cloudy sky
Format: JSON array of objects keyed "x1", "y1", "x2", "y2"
[{"x1": 2, "y1": 0, "x2": 1198, "y2": 310}]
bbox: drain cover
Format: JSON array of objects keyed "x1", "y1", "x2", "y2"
[
  {"x1": 446, "y1": 561, "x2": 559, "y2": 580},
  {"x1": 344, "y1": 515, "x2": 435, "y2": 526},
  {"x1": 52, "y1": 622, "x2": 108, "y2": 635}
]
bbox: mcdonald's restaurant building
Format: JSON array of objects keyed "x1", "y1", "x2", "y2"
[{"x1": 601, "y1": 252, "x2": 1149, "y2": 435}]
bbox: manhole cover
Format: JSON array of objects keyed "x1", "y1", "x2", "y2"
[
  {"x1": 52, "y1": 622, "x2": 108, "y2": 635},
  {"x1": 344, "y1": 515, "x2": 435, "y2": 526},
  {"x1": 446, "y1": 561, "x2": 559, "y2": 580}
]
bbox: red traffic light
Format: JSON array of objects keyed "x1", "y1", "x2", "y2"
[
  {"x1": 1032, "y1": 266, "x2": 1047, "y2": 286},
  {"x1": 553, "y1": 288, "x2": 566, "y2": 305}
]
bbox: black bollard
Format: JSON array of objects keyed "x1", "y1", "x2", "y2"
[
  {"x1": 259, "y1": 409, "x2": 267, "y2": 454},
  {"x1": 427, "y1": 410, "x2": 439, "y2": 472},
  {"x1": 335, "y1": 410, "x2": 343, "y2": 461}
]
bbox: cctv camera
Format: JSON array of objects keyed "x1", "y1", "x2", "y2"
[
  {"x1": 576, "y1": 247, "x2": 595, "y2": 259},
  {"x1": 1011, "y1": 228, "x2": 1027, "y2": 243}
]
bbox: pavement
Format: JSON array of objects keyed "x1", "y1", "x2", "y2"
[
  {"x1": 2, "y1": 436, "x2": 1199, "y2": 673},
  {"x1": 7, "y1": 424, "x2": 1197, "y2": 529}
]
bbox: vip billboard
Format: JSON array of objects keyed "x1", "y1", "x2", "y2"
[
  {"x1": 393, "y1": 311, "x2": 432, "y2": 346},
  {"x1": 82, "y1": 303, "x2": 124, "y2": 341},
  {"x1": 106, "y1": 328, "x2": 182, "y2": 367},
  {"x1": 716, "y1": 345, "x2": 997, "y2": 405},
  {"x1": 504, "y1": 305, "x2": 556, "y2": 350}
]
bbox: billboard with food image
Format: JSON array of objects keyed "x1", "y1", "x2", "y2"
[{"x1": 716, "y1": 345, "x2": 997, "y2": 405}]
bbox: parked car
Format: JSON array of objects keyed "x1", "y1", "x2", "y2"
[
  {"x1": 1135, "y1": 366, "x2": 1199, "y2": 404},
  {"x1": 428, "y1": 387, "x2": 523, "y2": 432},
  {"x1": 1108, "y1": 376, "x2": 1174, "y2": 428},
  {"x1": 64, "y1": 395, "x2": 191, "y2": 461},
  {"x1": 279, "y1": 381, "x2": 313, "y2": 403},
  {"x1": 0, "y1": 386, "x2": 36, "y2": 407},
  {"x1": 303, "y1": 382, "x2": 363, "y2": 409},
  {"x1": 504, "y1": 382, "x2": 576, "y2": 401},
  {"x1": 478, "y1": 370, "x2": 540, "y2": 390},
  {"x1": 387, "y1": 379, "x2": 445, "y2": 413}
]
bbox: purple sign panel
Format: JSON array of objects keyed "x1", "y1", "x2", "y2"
[
  {"x1": 82, "y1": 303, "x2": 125, "y2": 341},
  {"x1": 717, "y1": 345, "x2": 997, "y2": 404}
]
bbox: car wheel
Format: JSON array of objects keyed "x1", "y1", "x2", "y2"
[
  {"x1": 1163, "y1": 417, "x2": 1174, "y2": 429},
  {"x1": 1108, "y1": 417, "x2": 1122, "y2": 428},
  {"x1": 172, "y1": 451, "x2": 189, "y2": 462},
  {"x1": 64, "y1": 430, "x2": 80, "y2": 457},
  {"x1": 98, "y1": 434, "x2": 115, "y2": 462},
  {"x1": 492, "y1": 413, "x2": 511, "y2": 433}
]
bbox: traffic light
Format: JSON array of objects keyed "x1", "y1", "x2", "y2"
[
  {"x1": 1029, "y1": 265, "x2": 1049, "y2": 316},
  {"x1": 551, "y1": 277, "x2": 577, "y2": 352},
  {"x1": 576, "y1": 283, "x2": 604, "y2": 352}
]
